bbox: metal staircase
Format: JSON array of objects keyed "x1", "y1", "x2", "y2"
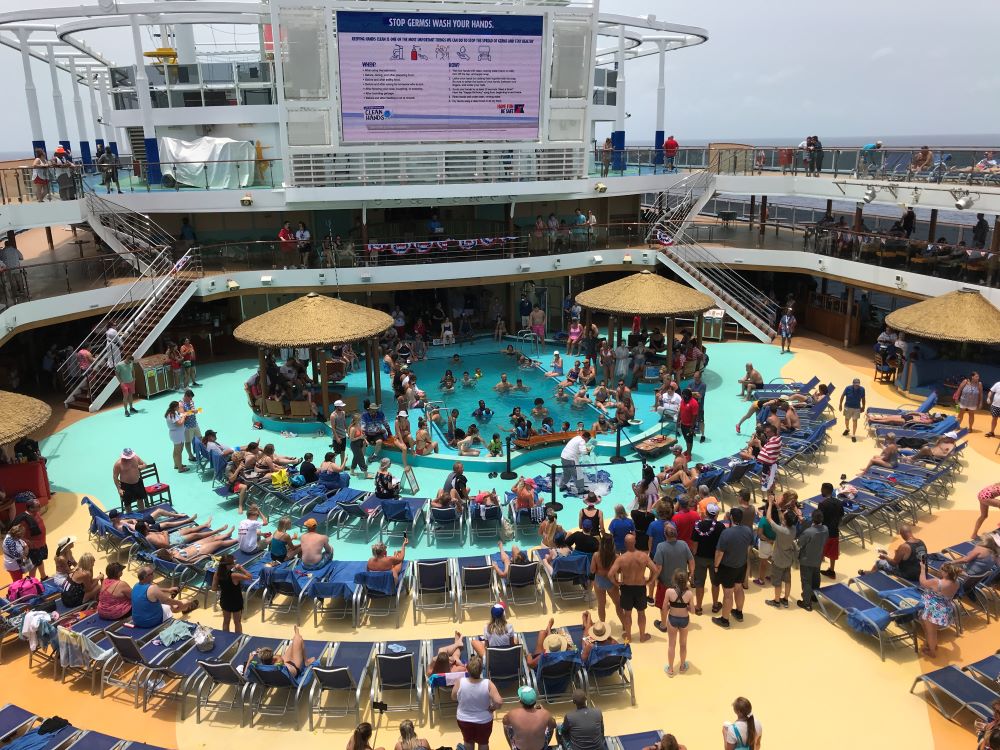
[
  {"x1": 61, "y1": 194, "x2": 201, "y2": 412},
  {"x1": 645, "y1": 170, "x2": 779, "y2": 342}
]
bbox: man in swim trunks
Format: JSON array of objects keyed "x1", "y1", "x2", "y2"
[
  {"x1": 738, "y1": 362, "x2": 764, "y2": 400},
  {"x1": 529, "y1": 304, "x2": 546, "y2": 344},
  {"x1": 156, "y1": 534, "x2": 236, "y2": 564},
  {"x1": 607, "y1": 533, "x2": 658, "y2": 642},
  {"x1": 247, "y1": 625, "x2": 316, "y2": 681},
  {"x1": 112, "y1": 448, "x2": 149, "y2": 511},
  {"x1": 299, "y1": 518, "x2": 333, "y2": 569},
  {"x1": 495, "y1": 373, "x2": 514, "y2": 392}
]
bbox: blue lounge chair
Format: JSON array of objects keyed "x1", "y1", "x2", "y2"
[
  {"x1": 469, "y1": 502, "x2": 504, "y2": 541},
  {"x1": 244, "y1": 639, "x2": 329, "y2": 727},
  {"x1": 534, "y1": 550, "x2": 591, "y2": 607},
  {"x1": 372, "y1": 641, "x2": 423, "y2": 715},
  {"x1": 332, "y1": 495, "x2": 383, "y2": 540},
  {"x1": 65, "y1": 731, "x2": 121, "y2": 750},
  {"x1": 311, "y1": 561, "x2": 369, "y2": 627},
  {"x1": 141, "y1": 629, "x2": 244, "y2": 716},
  {"x1": 484, "y1": 643, "x2": 529, "y2": 703},
  {"x1": 307, "y1": 641, "x2": 375, "y2": 728},
  {"x1": 911, "y1": 665, "x2": 1000, "y2": 725},
  {"x1": 0, "y1": 705, "x2": 39, "y2": 742},
  {"x1": 424, "y1": 637, "x2": 467, "y2": 726},
  {"x1": 965, "y1": 654, "x2": 1000, "y2": 687},
  {"x1": 609, "y1": 731, "x2": 663, "y2": 750},
  {"x1": 564, "y1": 625, "x2": 635, "y2": 705},
  {"x1": 455, "y1": 555, "x2": 496, "y2": 615},
  {"x1": 815, "y1": 582, "x2": 916, "y2": 660},
  {"x1": 380, "y1": 497, "x2": 427, "y2": 545},
  {"x1": 294, "y1": 488, "x2": 365, "y2": 532},
  {"x1": 531, "y1": 649, "x2": 583, "y2": 705},
  {"x1": 495, "y1": 554, "x2": 545, "y2": 610},
  {"x1": 260, "y1": 560, "x2": 333, "y2": 623},
  {"x1": 428, "y1": 506, "x2": 465, "y2": 545},
  {"x1": 2, "y1": 723, "x2": 78, "y2": 750},
  {"x1": 353, "y1": 563, "x2": 411, "y2": 628},
  {"x1": 101, "y1": 627, "x2": 197, "y2": 708},
  {"x1": 412, "y1": 558, "x2": 456, "y2": 624},
  {"x1": 191, "y1": 636, "x2": 283, "y2": 724}
]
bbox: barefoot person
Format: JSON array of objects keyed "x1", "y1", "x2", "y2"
[
  {"x1": 246, "y1": 625, "x2": 317, "y2": 681},
  {"x1": 972, "y1": 483, "x2": 1000, "y2": 539},
  {"x1": 136, "y1": 519, "x2": 229, "y2": 549},
  {"x1": 607, "y1": 533, "x2": 658, "y2": 643},
  {"x1": 112, "y1": 448, "x2": 149, "y2": 512},
  {"x1": 368, "y1": 539, "x2": 408, "y2": 582}
]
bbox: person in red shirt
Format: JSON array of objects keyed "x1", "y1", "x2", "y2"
[
  {"x1": 277, "y1": 221, "x2": 295, "y2": 258},
  {"x1": 678, "y1": 388, "x2": 700, "y2": 457},
  {"x1": 671, "y1": 497, "x2": 701, "y2": 552},
  {"x1": 663, "y1": 135, "x2": 679, "y2": 171},
  {"x1": 13, "y1": 498, "x2": 48, "y2": 578}
]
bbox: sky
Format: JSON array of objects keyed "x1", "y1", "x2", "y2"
[{"x1": 1, "y1": 0, "x2": 999, "y2": 150}]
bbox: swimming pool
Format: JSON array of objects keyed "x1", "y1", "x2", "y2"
[{"x1": 410, "y1": 349, "x2": 648, "y2": 453}]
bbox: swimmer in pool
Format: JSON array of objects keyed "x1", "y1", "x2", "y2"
[
  {"x1": 531, "y1": 398, "x2": 548, "y2": 419},
  {"x1": 554, "y1": 385, "x2": 569, "y2": 402},
  {"x1": 573, "y1": 387, "x2": 593, "y2": 409},
  {"x1": 473, "y1": 400, "x2": 494, "y2": 421},
  {"x1": 474, "y1": 368, "x2": 483, "y2": 379},
  {"x1": 461, "y1": 371, "x2": 475, "y2": 388},
  {"x1": 513, "y1": 378, "x2": 530, "y2": 392},
  {"x1": 495, "y1": 373, "x2": 513, "y2": 392}
]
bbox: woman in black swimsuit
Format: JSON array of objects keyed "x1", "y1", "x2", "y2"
[
  {"x1": 212, "y1": 553, "x2": 253, "y2": 634},
  {"x1": 61, "y1": 553, "x2": 101, "y2": 607},
  {"x1": 578, "y1": 492, "x2": 604, "y2": 535},
  {"x1": 657, "y1": 570, "x2": 693, "y2": 677}
]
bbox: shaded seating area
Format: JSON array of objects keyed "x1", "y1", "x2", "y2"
[{"x1": 234, "y1": 292, "x2": 393, "y2": 423}]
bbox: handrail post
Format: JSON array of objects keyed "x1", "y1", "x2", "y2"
[{"x1": 500, "y1": 436, "x2": 516, "y2": 480}]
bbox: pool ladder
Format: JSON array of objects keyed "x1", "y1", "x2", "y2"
[{"x1": 517, "y1": 329, "x2": 540, "y2": 355}]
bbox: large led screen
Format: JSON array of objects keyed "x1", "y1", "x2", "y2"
[{"x1": 336, "y1": 11, "x2": 543, "y2": 143}]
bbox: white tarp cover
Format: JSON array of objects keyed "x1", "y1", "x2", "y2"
[{"x1": 158, "y1": 136, "x2": 255, "y2": 189}]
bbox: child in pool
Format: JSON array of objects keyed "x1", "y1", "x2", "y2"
[
  {"x1": 487, "y1": 433, "x2": 503, "y2": 456},
  {"x1": 461, "y1": 371, "x2": 475, "y2": 387},
  {"x1": 473, "y1": 400, "x2": 494, "y2": 420},
  {"x1": 474, "y1": 367, "x2": 483, "y2": 379},
  {"x1": 540, "y1": 417, "x2": 555, "y2": 434}
]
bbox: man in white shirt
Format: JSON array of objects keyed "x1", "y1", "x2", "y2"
[
  {"x1": 986, "y1": 379, "x2": 1000, "y2": 438},
  {"x1": 559, "y1": 431, "x2": 592, "y2": 495},
  {"x1": 656, "y1": 384, "x2": 682, "y2": 428},
  {"x1": 237, "y1": 505, "x2": 268, "y2": 554}
]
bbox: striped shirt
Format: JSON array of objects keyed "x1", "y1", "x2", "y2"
[{"x1": 758, "y1": 435, "x2": 782, "y2": 465}]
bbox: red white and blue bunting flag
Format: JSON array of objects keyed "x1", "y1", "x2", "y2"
[
  {"x1": 415, "y1": 242, "x2": 433, "y2": 253},
  {"x1": 458, "y1": 239, "x2": 478, "y2": 250},
  {"x1": 365, "y1": 235, "x2": 521, "y2": 254},
  {"x1": 390, "y1": 242, "x2": 411, "y2": 254},
  {"x1": 655, "y1": 231, "x2": 674, "y2": 246},
  {"x1": 367, "y1": 243, "x2": 387, "y2": 253}
]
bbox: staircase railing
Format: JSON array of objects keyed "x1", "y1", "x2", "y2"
[
  {"x1": 644, "y1": 166, "x2": 780, "y2": 339},
  {"x1": 60, "y1": 191, "x2": 202, "y2": 407},
  {"x1": 83, "y1": 192, "x2": 177, "y2": 269}
]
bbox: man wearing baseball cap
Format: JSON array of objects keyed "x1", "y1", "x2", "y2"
[
  {"x1": 839, "y1": 377, "x2": 866, "y2": 442},
  {"x1": 329, "y1": 400, "x2": 348, "y2": 465},
  {"x1": 299, "y1": 517, "x2": 332, "y2": 570},
  {"x1": 112, "y1": 448, "x2": 149, "y2": 511},
  {"x1": 503, "y1": 684, "x2": 556, "y2": 750}
]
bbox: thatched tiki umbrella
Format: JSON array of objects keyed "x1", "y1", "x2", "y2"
[
  {"x1": 233, "y1": 293, "x2": 393, "y2": 417},
  {"x1": 0, "y1": 391, "x2": 52, "y2": 447},
  {"x1": 575, "y1": 270, "x2": 715, "y2": 349},
  {"x1": 885, "y1": 288, "x2": 1000, "y2": 390}
]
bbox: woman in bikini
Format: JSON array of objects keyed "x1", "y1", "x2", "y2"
[
  {"x1": 590, "y1": 534, "x2": 623, "y2": 625},
  {"x1": 414, "y1": 418, "x2": 438, "y2": 455}
]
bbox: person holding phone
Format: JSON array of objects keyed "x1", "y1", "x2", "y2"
[{"x1": 917, "y1": 560, "x2": 959, "y2": 658}]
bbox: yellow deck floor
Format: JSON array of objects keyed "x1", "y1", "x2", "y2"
[{"x1": 2, "y1": 335, "x2": 997, "y2": 750}]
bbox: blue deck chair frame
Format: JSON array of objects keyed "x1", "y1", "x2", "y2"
[
  {"x1": 815, "y1": 582, "x2": 916, "y2": 660},
  {"x1": 333, "y1": 495, "x2": 383, "y2": 540},
  {"x1": 534, "y1": 549, "x2": 590, "y2": 607},
  {"x1": 911, "y1": 665, "x2": 1000, "y2": 725},
  {"x1": 529, "y1": 649, "x2": 583, "y2": 705},
  {"x1": 307, "y1": 641, "x2": 375, "y2": 728},
  {"x1": 497, "y1": 558, "x2": 546, "y2": 611},
  {"x1": 140, "y1": 629, "x2": 244, "y2": 715},
  {"x1": 412, "y1": 558, "x2": 456, "y2": 624},
  {"x1": 353, "y1": 563, "x2": 411, "y2": 628},
  {"x1": 428, "y1": 506, "x2": 466, "y2": 545},
  {"x1": 311, "y1": 561, "x2": 369, "y2": 627},
  {"x1": 469, "y1": 502, "x2": 503, "y2": 542},
  {"x1": 455, "y1": 555, "x2": 497, "y2": 616},
  {"x1": 379, "y1": 497, "x2": 427, "y2": 545},
  {"x1": 101, "y1": 627, "x2": 196, "y2": 708},
  {"x1": 191, "y1": 636, "x2": 283, "y2": 724},
  {"x1": 371, "y1": 641, "x2": 424, "y2": 717},
  {"x1": 563, "y1": 625, "x2": 635, "y2": 705},
  {"x1": 244, "y1": 639, "x2": 329, "y2": 727},
  {"x1": 485, "y1": 642, "x2": 531, "y2": 703}
]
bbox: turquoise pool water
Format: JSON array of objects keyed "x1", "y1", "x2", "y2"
[{"x1": 41, "y1": 339, "x2": 788, "y2": 559}]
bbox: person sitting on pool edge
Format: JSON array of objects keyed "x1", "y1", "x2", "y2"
[
  {"x1": 246, "y1": 625, "x2": 315, "y2": 682},
  {"x1": 458, "y1": 424, "x2": 484, "y2": 456},
  {"x1": 299, "y1": 518, "x2": 333, "y2": 570},
  {"x1": 368, "y1": 539, "x2": 408, "y2": 582},
  {"x1": 362, "y1": 400, "x2": 391, "y2": 458}
]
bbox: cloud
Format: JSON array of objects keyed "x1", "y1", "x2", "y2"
[
  {"x1": 756, "y1": 69, "x2": 794, "y2": 86},
  {"x1": 870, "y1": 46, "x2": 895, "y2": 61}
]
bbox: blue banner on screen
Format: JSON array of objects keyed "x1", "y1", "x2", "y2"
[{"x1": 336, "y1": 11, "x2": 543, "y2": 143}]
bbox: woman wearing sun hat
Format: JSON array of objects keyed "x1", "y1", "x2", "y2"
[{"x1": 579, "y1": 610, "x2": 617, "y2": 661}]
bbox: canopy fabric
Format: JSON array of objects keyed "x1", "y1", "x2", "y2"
[
  {"x1": 575, "y1": 270, "x2": 715, "y2": 317},
  {"x1": 234, "y1": 293, "x2": 392, "y2": 348},
  {"x1": 0, "y1": 391, "x2": 52, "y2": 445},
  {"x1": 158, "y1": 136, "x2": 254, "y2": 189},
  {"x1": 885, "y1": 288, "x2": 1000, "y2": 345}
]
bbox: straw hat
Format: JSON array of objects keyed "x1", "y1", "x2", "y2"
[
  {"x1": 234, "y1": 293, "x2": 393, "y2": 348},
  {"x1": 543, "y1": 633, "x2": 568, "y2": 652},
  {"x1": 589, "y1": 621, "x2": 611, "y2": 642},
  {"x1": 575, "y1": 270, "x2": 714, "y2": 317}
]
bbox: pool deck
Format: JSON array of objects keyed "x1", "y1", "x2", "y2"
[{"x1": 3, "y1": 334, "x2": 996, "y2": 750}]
